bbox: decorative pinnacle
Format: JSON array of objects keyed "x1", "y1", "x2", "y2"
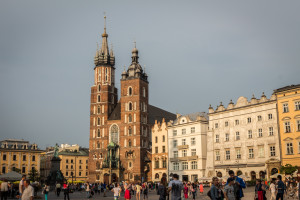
[
  {"x1": 134, "y1": 39, "x2": 136, "y2": 48},
  {"x1": 102, "y1": 13, "x2": 108, "y2": 37}
]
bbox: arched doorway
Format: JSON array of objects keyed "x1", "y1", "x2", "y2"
[
  {"x1": 237, "y1": 170, "x2": 242, "y2": 176},
  {"x1": 271, "y1": 168, "x2": 278, "y2": 175},
  {"x1": 104, "y1": 173, "x2": 109, "y2": 184},
  {"x1": 217, "y1": 172, "x2": 222, "y2": 178},
  {"x1": 259, "y1": 171, "x2": 265, "y2": 180},
  {"x1": 251, "y1": 171, "x2": 256, "y2": 180},
  {"x1": 111, "y1": 173, "x2": 118, "y2": 183}
]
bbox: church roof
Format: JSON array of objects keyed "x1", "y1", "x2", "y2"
[{"x1": 108, "y1": 103, "x2": 176, "y2": 124}]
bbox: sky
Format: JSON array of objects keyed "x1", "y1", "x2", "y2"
[{"x1": 0, "y1": 1, "x2": 299, "y2": 149}]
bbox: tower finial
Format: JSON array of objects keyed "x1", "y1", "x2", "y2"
[
  {"x1": 104, "y1": 12, "x2": 106, "y2": 33},
  {"x1": 134, "y1": 39, "x2": 136, "y2": 48}
]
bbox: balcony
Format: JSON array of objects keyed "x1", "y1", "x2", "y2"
[
  {"x1": 170, "y1": 155, "x2": 198, "y2": 162},
  {"x1": 177, "y1": 145, "x2": 189, "y2": 150}
]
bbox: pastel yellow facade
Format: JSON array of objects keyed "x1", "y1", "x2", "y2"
[{"x1": 274, "y1": 84, "x2": 300, "y2": 166}]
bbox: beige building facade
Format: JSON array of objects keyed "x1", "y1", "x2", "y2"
[
  {"x1": 152, "y1": 119, "x2": 168, "y2": 182},
  {"x1": 206, "y1": 94, "x2": 281, "y2": 181},
  {"x1": 0, "y1": 139, "x2": 43, "y2": 176}
]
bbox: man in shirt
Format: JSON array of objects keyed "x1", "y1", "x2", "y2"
[
  {"x1": 16, "y1": 180, "x2": 33, "y2": 200},
  {"x1": 269, "y1": 180, "x2": 276, "y2": 200},
  {"x1": 224, "y1": 178, "x2": 236, "y2": 200},
  {"x1": 168, "y1": 174, "x2": 183, "y2": 200},
  {"x1": 1, "y1": 179, "x2": 9, "y2": 200},
  {"x1": 276, "y1": 175, "x2": 285, "y2": 200},
  {"x1": 210, "y1": 177, "x2": 219, "y2": 200},
  {"x1": 18, "y1": 175, "x2": 26, "y2": 200}
]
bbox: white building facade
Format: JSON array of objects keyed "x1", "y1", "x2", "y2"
[
  {"x1": 206, "y1": 94, "x2": 281, "y2": 181},
  {"x1": 168, "y1": 113, "x2": 208, "y2": 182}
]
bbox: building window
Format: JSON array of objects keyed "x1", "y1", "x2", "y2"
[
  {"x1": 173, "y1": 163, "x2": 179, "y2": 171},
  {"x1": 173, "y1": 130, "x2": 177, "y2": 136},
  {"x1": 79, "y1": 172, "x2": 81, "y2": 176},
  {"x1": 248, "y1": 130, "x2": 253, "y2": 139},
  {"x1": 249, "y1": 148, "x2": 254, "y2": 158},
  {"x1": 191, "y1": 149, "x2": 196, "y2": 156},
  {"x1": 295, "y1": 101, "x2": 300, "y2": 111},
  {"x1": 236, "y1": 149, "x2": 241, "y2": 159},
  {"x1": 287, "y1": 143, "x2": 294, "y2": 154},
  {"x1": 216, "y1": 150, "x2": 220, "y2": 161},
  {"x1": 225, "y1": 150, "x2": 230, "y2": 160},
  {"x1": 128, "y1": 102, "x2": 133, "y2": 111},
  {"x1": 23, "y1": 155, "x2": 26, "y2": 161},
  {"x1": 155, "y1": 136, "x2": 158, "y2": 143},
  {"x1": 22, "y1": 167, "x2": 26, "y2": 173},
  {"x1": 2, "y1": 154, "x2": 6, "y2": 161},
  {"x1": 173, "y1": 151, "x2": 178, "y2": 158},
  {"x1": 191, "y1": 127, "x2": 195, "y2": 133},
  {"x1": 97, "y1": 117, "x2": 101, "y2": 126},
  {"x1": 182, "y1": 139, "x2": 186, "y2": 145},
  {"x1": 162, "y1": 160, "x2": 167, "y2": 168},
  {"x1": 182, "y1": 162, "x2": 188, "y2": 170},
  {"x1": 66, "y1": 165, "x2": 68, "y2": 169},
  {"x1": 32, "y1": 155, "x2": 35, "y2": 161},
  {"x1": 285, "y1": 122, "x2": 291, "y2": 133},
  {"x1": 235, "y1": 120, "x2": 239, "y2": 125},
  {"x1": 236, "y1": 132, "x2": 240, "y2": 140},
  {"x1": 155, "y1": 160, "x2": 159, "y2": 169},
  {"x1": 182, "y1": 150, "x2": 187, "y2": 157},
  {"x1": 269, "y1": 127, "x2": 274, "y2": 136},
  {"x1": 216, "y1": 135, "x2": 219, "y2": 143},
  {"x1": 225, "y1": 133, "x2": 229, "y2": 142},
  {"x1": 268, "y1": 114, "x2": 273, "y2": 120},
  {"x1": 191, "y1": 161, "x2": 197, "y2": 169},
  {"x1": 162, "y1": 135, "x2": 165, "y2": 142},
  {"x1": 283, "y1": 103, "x2": 289, "y2": 113},
  {"x1": 182, "y1": 129, "x2": 186, "y2": 135},
  {"x1": 128, "y1": 87, "x2": 132, "y2": 96},
  {"x1": 247, "y1": 117, "x2": 251, "y2": 123},
  {"x1": 297, "y1": 120, "x2": 300, "y2": 131},
  {"x1": 2, "y1": 166, "x2": 6, "y2": 174},
  {"x1": 162, "y1": 146, "x2": 166, "y2": 153},
  {"x1": 97, "y1": 129, "x2": 101, "y2": 137},
  {"x1": 270, "y1": 146, "x2": 276, "y2": 156},
  {"x1": 225, "y1": 121, "x2": 229, "y2": 127},
  {"x1": 71, "y1": 159, "x2": 73, "y2": 163},
  {"x1": 155, "y1": 147, "x2": 158, "y2": 153},
  {"x1": 215, "y1": 123, "x2": 218, "y2": 129},
  {"x1": 142, "y1": 87, "x2": 146, "y2": 97},
  {"x1": 258, "y1": 146, "x2": 264, "y2": 157},
  {"x1": 97, "y1": 106, "x2": 100, "y2": 114},
  {"x1": 97, "y1": 142, "x2": 100, "y2": 149},
  {"x1": 173, "y1": 140, "x2": 177, "y2": 148},
  {"x1": 257, "y1": 116, "x2": 262, "y2": 121},
  {"x1": 257, "y1": 128, "x2": 262, "y2": 137},
  {"x1": 128, "y1": 140, "x2": 132, "y2": 147},
  {"x1": 191, "y1": 138, "x2": 196, "y2": 146},
  {"x1": 97, "y1": 95, "x2": 101, "y2": 102},
  {"x1": 13, "y1": 155, "x2": 17, "y2": 161},
  {"x1": 66, "y1": 159, "x2": 69, "y2": 163}
]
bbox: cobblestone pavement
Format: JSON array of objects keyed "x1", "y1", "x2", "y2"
[{"x1": 37, "y1": 186, "x2": 285, "y2": 200}]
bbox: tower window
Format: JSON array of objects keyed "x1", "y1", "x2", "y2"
[
  {"x1": 97, "y1": 95, "x2": 101, "y2": 102},
  {"x1": 128, "y1": 114, "x2": 132, "y2": 122},
  {"x1": 97, "y1": 118, "x2": 101, "y2": 126},
  {"x1": 128, "y1": 87, "x2": 133, "y2": 96},
  {"x1": 98, "y1": 85, "x2": 101, "y2": 92},
  {"x1": 97, "y1": 129, "x2": 101, "y2": 137},
  {"x1": 128, "y1": 140, "x2": 132, "y2": 147},
  {"x1": 105, "y1": 68, "x2": 108, "y2": 81},
  {"x1": 128, "y1": 102, "x2": 133, "y2": 111},
  {"x1": 97, "y1": 106, "x2": 101, "y2": 114},
  {"x1": 143, "y1": 87, "x2": 146, "y2": 97}
]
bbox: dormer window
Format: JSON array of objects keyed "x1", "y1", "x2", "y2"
[{"x1": 14, "y1": 144, "x2": 17, "y2": 149}]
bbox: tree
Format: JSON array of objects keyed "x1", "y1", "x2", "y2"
[
  {"x1": 280, "y1": 164, "x2": 298, "y2": 175},
  {"x1": 28, "y1": 168, "x2": 40, "y2": 182}
]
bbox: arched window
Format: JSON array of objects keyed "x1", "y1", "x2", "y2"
[
  {"x1": 98, "y1": 68, "x2": 101, "y2": 82},
  {"x1": 98, "y1": 85, "x2": 101, "y2": 92},
  {"x1": 128, "y1": 114, "x2": 132, "y2": 122},
  {"x1": 128, "y1": 127, "x2": 132, "y2": 136},
  {"x1": 97, "y1": 118, "x2": 101, "y2": 126},
  {"x1": 155, "y1": 136, "x2": 158, "y2": 143},
  {"x1": 155, "y1": 173, "x2": 159, "y2": 179},
  {"x1": 143, "y1": 87, "x2": 146, "y2": 97},
  {"x1": 97, "y1": 129, "x2": 101, "y2": 137},
  {"x1": 129, "y1": 102, "x2": 133, "y2": 111},
  {"x1": 105, "y1": 68, "x2": 108, "y2": 81},
  {"x1": 97, "y1": 106, "x2": 101, "y2": 114},
  {"x1": 98, "y1": 95, "x2": 101, "y2": 102},
  {"x1": 128, "y1": 87, "x2": 132, "y2": 96},
  {"x1": 96, "y1": 162, "x2": 100, "y2": 170},
  {"x1": 110, "y1": 124, "x2": 119, "y2": 144},
  {"x1": 97, "y1": 142, "x2": 100, "y2": 149},
  {"x1": 128, "y1": 140, "x2": 132, "y2": 147},
  {"x1": 163, "y1": 135, "x2": 165, "y2": 142}
]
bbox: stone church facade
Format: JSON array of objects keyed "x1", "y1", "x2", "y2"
[{"x1": 88, "y1": 17, "x2": 176, "y2": 184}]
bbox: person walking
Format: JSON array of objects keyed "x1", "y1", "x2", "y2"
[
  {"x1": 56, "y1": 182, "x2": 61, "y2": 197},
  {"x1": 191, "y1": 183, "x2": 197, "y2": 200},
  {"x1": 199, "y1": 183, "x2": 204, "y2": 194},
  {"x1": 124, "y1": 182, "x2": 131, "y2": 200},
  {"x1": 135, "y1": 183, "x2": 141, "y2": 200},
  {"x1": 226, "y1": 170, "x2": 246, "y2": 200},
  {"x1": 224, "y1": 178, "x2": 236, "y2": 200},
  {"x1": 18, "y1": 175, "x2": 26, "y2": 200},
  {"x1": 168, "y1": 174, "x2": 183, "y2": 200},
  {"x1": 86, "y1": 182, "x2": 90, "y2": 198},
  {"x1": 43, "y1": 183, "x2": 50, "y2": 200},
  {"x1": 0, "y1": 179, "x2": 9, "y2": 200},
  {"x1": 63, "y1": 181, "x2": 70, "y2": 200},
  {"x1": 269, "y1": 180, "x2": 276, "y2": 200},
  {"x1": 142, "y1": 182, "x2": 148, "y2": 200},
  {"x1": 255, "y1": 179, "x2": 266, "y2": 200},
  {"x1": 183, "y1": 183, "x2": 189, "y2": 199},
  {"x1": 111, "y1": 183, "x2": 121, "y2": 200},
  {"x1": 276, "y1": 175, "x2": 285, "y2": 200},
  {"x1": 16, "y1": 180, "x2": 34, "y2": 200},
  {"x1": 158, "y1": 177, "x2": 167, "y2": 200},
  {"x1": 210, "y1": 177, "x2": 220, "y2": 200}
]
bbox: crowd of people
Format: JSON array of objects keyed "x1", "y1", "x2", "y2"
[{"x1": 1, "y1": 172, "x2": 300, "y2": 200}]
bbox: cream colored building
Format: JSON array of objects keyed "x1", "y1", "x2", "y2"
[
  {"x1": 168, "y1": 113, "x2": 208, "y2": 182},
  {"x1": 152, "y1": 119, "x2": 168, "y2": 182},
  {"x1": 206, "y1": 94, "x2": 281, "y2": 181},
  {"x1": 0, "y1": 139, "x2": 43, "y2": 176}
]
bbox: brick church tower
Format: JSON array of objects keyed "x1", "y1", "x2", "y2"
[{"x1": 88, "y1": 16, "x2": 176, "y2": 183}]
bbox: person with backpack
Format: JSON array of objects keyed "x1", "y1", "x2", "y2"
[{"x1": 209, "y1": 177, "x2": 220, "y2": 200}]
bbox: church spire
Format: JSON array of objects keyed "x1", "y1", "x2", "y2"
[{"x1": 100, "y1": 15, "x2": 109, "y2": 56}]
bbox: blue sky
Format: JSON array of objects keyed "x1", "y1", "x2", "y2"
[{"x1": 0, "y1": 0, "x2": 299, "y2": 149}]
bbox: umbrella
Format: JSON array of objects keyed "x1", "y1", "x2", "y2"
[
  {"x1": 0, "y1": 171, "x2": 22, "y2": 181},
  {"x1": 270, "y1": 173, "x2": 283, "y2": 179}
]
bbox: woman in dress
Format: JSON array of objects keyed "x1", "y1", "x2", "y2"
[
  {"x1": 199, "y1": 183, "x2": 204, "y2": 194},
  {"x1": 124, "y1": 182, "x2": 131, "y2": 200},
  {"x1": 184, "y1": 183, "x2": 189, "y2": 199}
]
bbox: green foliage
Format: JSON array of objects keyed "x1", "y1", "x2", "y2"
[
  {"x1": 280, "y1": 164, "x2": 298, "y2": 175},
  {"x1": 28, "y1": 168, "x2": 39, "y2": 182}
]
